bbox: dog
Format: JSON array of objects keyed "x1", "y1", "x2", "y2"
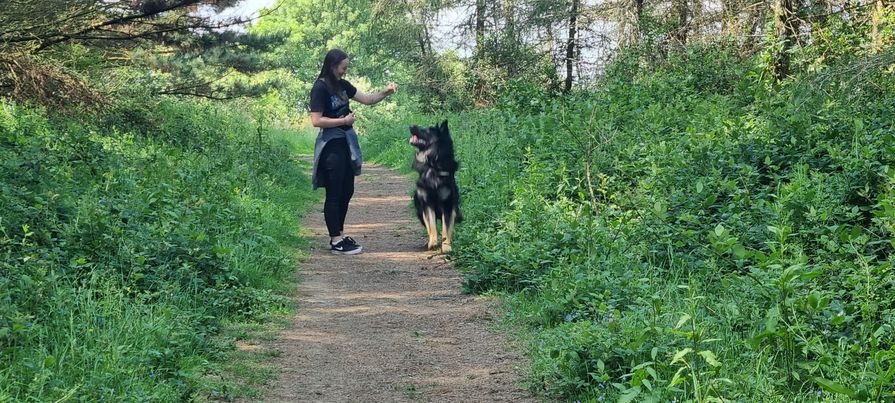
[{"x1": 409, "y1": 120, "x2": 462, "y2": 253}]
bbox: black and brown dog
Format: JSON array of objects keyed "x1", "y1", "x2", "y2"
[{"x1": 409, "y1": 120, "x2": 461, "y2": 253}]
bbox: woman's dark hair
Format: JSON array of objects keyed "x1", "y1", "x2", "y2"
[{"x1": 318, "y1": 48, "x2": 349, "y2": 98}]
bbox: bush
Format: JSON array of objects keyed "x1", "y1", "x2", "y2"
[
  {"x1": 0, "y1": 98, "x2": 316, "y2": 400},
  {"x1": 362, "y1": 48, "x2": 895, "y2": 401}
]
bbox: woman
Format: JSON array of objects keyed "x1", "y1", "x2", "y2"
[{"x1": 309, "y1": 48, "x2": 397, "y2": 255}]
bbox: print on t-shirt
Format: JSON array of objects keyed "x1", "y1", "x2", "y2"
[
  {"x1": 330, "y1": 92, "x2": 350, "y2": 118},
  {"x1": 309, "y1": 79, "x2": 357, "y2": 128}
]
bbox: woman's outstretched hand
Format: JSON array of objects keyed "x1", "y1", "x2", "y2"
[{"x1": 384, "y1": 82, "x2": 398, "y2": 96}]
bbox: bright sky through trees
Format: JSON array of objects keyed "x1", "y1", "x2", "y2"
[{"x1": 222, "y1": 0, "x2": 276, "y2": 18}]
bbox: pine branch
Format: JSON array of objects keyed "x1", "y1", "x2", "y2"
[
  {"x1": 0, "y1": 6, "x2": 98, "y2": 41},
  {"x1": 29, "y1": 0, "x2": 206, "y2": 52}
]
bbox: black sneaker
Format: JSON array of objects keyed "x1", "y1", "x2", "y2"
[
  {"x1": 342, "y1": 236, "x2": 361, "y2": 248},
  {"x1": 330, "y1": 238, "x2": 362, "y2": 255}
]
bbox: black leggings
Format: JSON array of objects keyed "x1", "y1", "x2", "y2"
[{"x1": 320, "y1": 139, "x2": 355, "y2": 237}]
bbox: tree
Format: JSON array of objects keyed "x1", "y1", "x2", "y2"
[
  {"x1": 773, "y1": 0, "x2": 800, "y2": 79},
  {"x1": 475, "y1": 0, "x2": 488, "y2": 58},
  {"x1": 871, "y1": 0, "x2": 891, "y2": 52},
  {"x1": 671, "y1": 0, "x2": 690, "y2": 48},
  {"x1": 620, "y1": 0, "x2": 646, "y2": 47},
  {"x1": 564, "y1": 0, "x2": 580, "y2": 92},
  {"x1": 0, "y1": 0, "x2": 281, "y2": 106}
]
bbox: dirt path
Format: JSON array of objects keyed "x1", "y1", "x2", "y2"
[{"x1": 257, "y1": 163, "x2": 536, "y2": 402}]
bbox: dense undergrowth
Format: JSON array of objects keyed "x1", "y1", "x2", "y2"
[
  {"x1": 0, "y1": 99, "x2": 317, "y2": 401},
  {"x1": 361, "y1": 47, "x2": 895, "y2": 401}
]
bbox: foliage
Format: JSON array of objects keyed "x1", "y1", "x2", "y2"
[
  {"x1": 361, "y1": 43, "x2": 895, "y2": 401},
  {"x1": 0, "y1": 1, "x2": 284, "y2": 106},
  {"x1": 247, "y1": 0, "x2": 418, "y2": 119},
  {"x1": 2, "y1": 0, "x2": 894, "y2": 401},
  {"x1": 0, "y1": 98, "x2": 318, "y2": 400}
]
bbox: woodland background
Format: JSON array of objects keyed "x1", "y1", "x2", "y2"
[{"x1": 1, "y1": 0, "x2": 893, "y2": 401}]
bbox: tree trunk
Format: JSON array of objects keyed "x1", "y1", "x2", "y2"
[
  {"x1": 635, "y1": 0, "x2": 644, "y2": 34},
  {"x1": 503, "y1": 0, "x2": 515, "y2": 41},
  {"x1": 871, "y1": 0, "x2": 887, "y2": 52},
  {"x1": 625, "y1": 0, "x2": 644, "y2": 46},
  {"x1": 773, "y1": 0, "x2": 799, "y2": 80},
  {"x1": 720, "y1": 0, "x2": 733, "y2": 35},
  {"x1": 423, "y1": 21, "x2": 434, "y2": 55},
  {"x1": 741, "y1": 6, "x2": 766, "y2": 54},
  {"x1": 564, "y1": 0, "x2": 579, "y2": 93},
  {"x1": 546, "y1": 23, "x2": 561, "y2": 94},
  {"x1": 418, "y1": 34, "x2": 429, "y2": 57},
  {"x1": 475, "y1": 0, "x2": 486, "y2": 58},
  {"x1": 672, "y1": 0, "x2": 690, "y2": 48},
  {"x1": 474, "y1": 0, "x2": 487, "y2": 100}
]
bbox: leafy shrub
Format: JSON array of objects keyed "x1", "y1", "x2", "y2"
[
  {"x1": 362, "y1": 48, "x2": 895, "y2": 401},
  {"x1": 0, "y1": 98, "x2": 316, "y2": 400}
]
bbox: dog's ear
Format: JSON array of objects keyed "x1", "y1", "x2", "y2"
[{"x1": 440, "y1": 120, "x2": 449, "y2": 131}]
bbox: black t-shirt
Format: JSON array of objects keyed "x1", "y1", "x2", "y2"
[{"x1": 309, "y1": 78, "x2": 357, "y2": 129}]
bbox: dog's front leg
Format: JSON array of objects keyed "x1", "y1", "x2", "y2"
[
  {"x1": 423, "y1": 207, "x2": 438, "y2": 250},
  {"x1": 441, "y1": 210, "x2": 456, "y2": 253}
]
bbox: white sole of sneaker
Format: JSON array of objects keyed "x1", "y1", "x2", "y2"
[{"x1": 331, "y1": 247, "x2": 363, "y2": 255}]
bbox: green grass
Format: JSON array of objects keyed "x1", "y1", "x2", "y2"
[
  {"x1": 270, "y1": 126, "x2": 318, "y2": 156},
  {"x1": 0, "y1": 99, "x2": 320, "y2": 401},
  {"x1": 361, "y1": 47, "x2": 895, "y2": 401}
]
